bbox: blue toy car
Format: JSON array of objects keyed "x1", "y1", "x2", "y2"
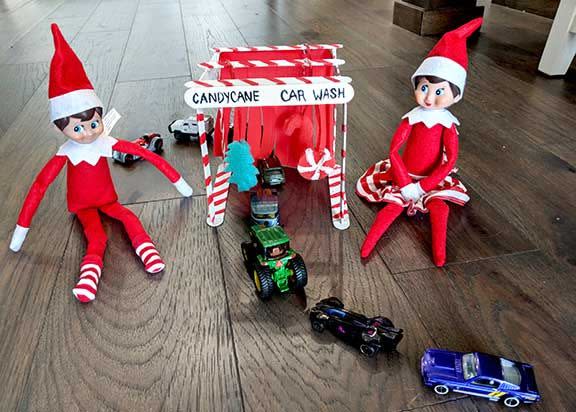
[{"x1": 421, "y1": 349, "x2": 541, "y2": 408}]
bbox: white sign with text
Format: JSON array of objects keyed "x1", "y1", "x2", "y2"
[{"x1": 184, "y1": 83, "x2": 354, "y2": 109}]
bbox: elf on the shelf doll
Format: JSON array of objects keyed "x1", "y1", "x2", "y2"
[
  {"x1": 356, "y1": 18, "x2": 482, "y2": 267},
  {"x1": 9, "y1": 24, "x2": 193, "y2": 303}
]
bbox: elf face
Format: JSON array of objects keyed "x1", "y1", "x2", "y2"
[
  {"x1": 415, "y1": 78, "x2": 455, "y2": 110},
  {"x1": 62, "y1": 111, "x2": 104, "y2": 144}
]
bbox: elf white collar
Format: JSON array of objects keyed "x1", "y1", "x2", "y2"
[
  {"x1": 56, "y1": 133, "x2": 118, "y2": 166},
  {"x1": 402, "y1": 106, "x2": 460, "y2": 128}
]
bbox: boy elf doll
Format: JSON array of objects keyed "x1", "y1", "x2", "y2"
[
  {"x1": 9, "y1": 24, "x2": 193, "y2": 303},
  {"x1": 356, "y1": 18, "x2": 482, "y2": 267}
]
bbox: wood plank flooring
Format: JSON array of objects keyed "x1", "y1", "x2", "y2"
[{"x1": 0, "y1": 0, "x2": 574, "y2": 411}]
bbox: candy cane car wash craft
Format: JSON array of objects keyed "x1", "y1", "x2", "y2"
[
  {"x1": 356, "y1": 18, "x2": 483, "y2": 267},
  {"x1": 183, "y1": 44, "x2": 354, "y2": 230},
  {"x1": 8, "y1": 24, "x2": 193, "y2": 303}
]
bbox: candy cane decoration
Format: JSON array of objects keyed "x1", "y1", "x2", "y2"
[
  {"x1": 212, "y1": 163, "x2": 231, "y2": 223},
  {"x1": 329, "y1": 165, "x2": 349, "y2": 229},
  {"x1": 211, "y1": 44, "x2": 343, "y2": 53},
  {"x1": 186, "y1": 76, "x2": 351, "y2": 89},
  {"x1": 197, "y1": 110, "x2": 216, "y2": 226},
  {"x1": 297, "y1": 148, "x2": 335, "y2": 180},
  {"x1": 330, "y1": 102, "x2": 350, "y2": 230},
  {"x1": 198, "y1": 58, "x2": 344, "y2": 70}
]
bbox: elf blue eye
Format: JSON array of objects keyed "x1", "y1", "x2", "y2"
[
  {"x1": 421, "y1": 85, "x2": 428, "y2": 93},
  {"x1": 436, "y1": 88, "x2": 445, "y2": 96},
  {"x1": 90, "y1": 121, "x2": 99, "y2": 129},
  {"x1": 73, "y1": 125, "x2": 84, "y2": 133}
]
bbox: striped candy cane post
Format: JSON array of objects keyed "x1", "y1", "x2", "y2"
[
  {"x1": 329, "y1": 45, "x2": 349, "y2": 229},
  {"x1": 328, "y1": 165, "x2": 349, "y2": 230},
  {"x1": 198, "y1": 58, "x2": 345, "y2": 70},
  {"x1": 197, "y1": 110, "x2": 216, "y2": 226},
  {"x1": 211, "y1": 44, "x2": 343, "y2": 53},
  {"x1": 185, "y1": 76, "x2": 351, "y2": 89},
  {"x1": 212, "y1": 162, "x2": 231, "y2": 226},
  {"x1": 329, "y1": 101, "x2": 350, "y2": 230}
]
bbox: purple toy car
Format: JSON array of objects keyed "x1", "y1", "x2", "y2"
[{"x1": 421, "y1": 349, "x2": 541, "y2": 408}]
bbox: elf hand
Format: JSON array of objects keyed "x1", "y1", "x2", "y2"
[
  {"x1": 400, "y1": 182, "x2": 425, "y2": 202},
  {"x1": 9, "y1": 225, "x2": 29, "y2": 252},
  {"x1": 173, "y1": 177, "x2": 193, "y2": 197}
]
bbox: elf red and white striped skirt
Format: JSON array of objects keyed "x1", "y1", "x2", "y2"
[{"x1": 356, "y1": 159, "x2": 469, "y2": 216}]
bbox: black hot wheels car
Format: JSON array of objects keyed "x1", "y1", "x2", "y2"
[
  {"x1": 112, "y1": 133, "x2": 163, "y2": 164},
  {"x1": 257, "y1": 153, "x2": 285, "y2": 187},
  {"x1": 310, "y1": 297, "x2": 403, "y2": 357}
]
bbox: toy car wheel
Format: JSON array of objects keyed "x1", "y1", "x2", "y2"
[
  {"x1": 378, "y1": 317, "x2": 394, "y2": 328},
  {"x1": 311, "y1": 319, "x2": 325, "y2": 333},
  {"x1": 173, "y1": 131, "x2": 188, "y2": 142},
  {"x1": 241, "y1": 242, "x2": 255, "y2": 269},
  {"x1": 288, "y1": 254, "x2": 307, "y2": 289},
  {"x1": 154, "y1": 138, "x2": 163, "y2": 153},
  {"x1": 124, "y1": 154, "x2": 135, "y2": 164},
  {"x1": 503, "y1": 397, "x2": 521, "y2": 408},
  {"x1": 359, "y1": 344, "x2": 378, "y2": 358},
  {"x1": 433, "y1": 385, "x2": 450, "y2": 396},
  {"x1": 253, "y1": 265, "x2": 274, "y2": 300}
]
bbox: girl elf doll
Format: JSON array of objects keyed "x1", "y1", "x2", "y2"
[
  {"x1": 356, "y1": 18, "x2": 482, "y2": 267},
  {"x1": 9, "y1": 24, "x2": 193, "y2": 303}
]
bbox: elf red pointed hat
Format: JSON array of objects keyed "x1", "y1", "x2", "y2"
[
  {"x1": 411, "y1": 18, "x2": 483, "y2": 100},
  {"x1": 49, "y1": 23, "x2": 102, "y2": 122}
]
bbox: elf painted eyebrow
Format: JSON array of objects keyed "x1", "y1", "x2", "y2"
[
  {"x1": 356, "y1": 18, "x2": 483, "y2": 267},
  {"x1": 9, "y1": 24, "x2": 194, "y2": 303}
]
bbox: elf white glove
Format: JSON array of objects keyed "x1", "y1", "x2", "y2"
[
  {"x1": 400, "y1": 182, "x2": 425, "y2": 202},
  {"x1": 10, "y1": 225, "x2": 29, "y2": 252},
  {"x1": 173, "y1": 177, "x2": 193, "y2": 197}
]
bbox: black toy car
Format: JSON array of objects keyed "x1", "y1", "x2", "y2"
[
  {"x1": 112, "y1": 133, "x2": 163, "y2": 164},
  {"x1": 310, "y1": 297, "x2": 403, "y2": 357},
  {"x1": 257, "y1": 153, "x2": 285, "y2": 187}
]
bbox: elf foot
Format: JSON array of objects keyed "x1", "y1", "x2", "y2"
[
  {"x1": 361, "y1": 204, "x2": 404, "y2": 258},
  {"x1": 432, "y1": 252, "x2": 446, "y2": 267},
  {"x1": 135, "y1": 242, "x2": 165, "y2": 275},
  {"x1": 72, "y1": 257, "x2": 102, "y2": 303},
  {"x1": 428, "y1": 199, "x2": 449, "y2": 269}
]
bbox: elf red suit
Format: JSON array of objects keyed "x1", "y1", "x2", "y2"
[
  {"x1": 9, "y1": 24, "x2": 193, "y2": 303},
  {"x1": 356, "y1": 18, "x2": 482, "y2": 267}
]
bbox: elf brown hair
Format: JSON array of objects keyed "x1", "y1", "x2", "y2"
[
  {"x1": 53, "y1": 106, "x2": 103, "y2": 131},
  {"x1": 414, "y1": 76, "x2": 460, "y2": 98}
]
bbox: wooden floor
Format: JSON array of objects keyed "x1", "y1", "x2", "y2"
[{"x1": 0, "y1": 0, "x2": 575, "y2": 411}]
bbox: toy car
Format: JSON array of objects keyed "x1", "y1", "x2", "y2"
[
  {"x1": 421, "y1": 349, "x2": 541, "y2": 408},
  {"x1": 168, "y1": 114, "x2": 214, "y2": 142},
  {"x1": 250, "y1": 190, "x2": 279, "y2": 227},
  {"x1": 112, "y1": 133, "x2": 163, "y2": 164},
  {"x1": 309, "y1": 297, "x2": 403, "y2": 357},
  {"x1": 241, "y1": 225, "x2": 307, "y2": 299},
  {"x1": 257, "y1": 153, "x2": 285, "y2": 187}
]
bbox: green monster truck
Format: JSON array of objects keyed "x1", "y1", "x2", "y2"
[{"x1": 241, "y1": 225, "x2": 308, "y2": 299}]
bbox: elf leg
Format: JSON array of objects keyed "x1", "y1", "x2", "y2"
[
  {"x1": 74, "y1": 208, "x2": 107, "y2": 303},
  {"x1": 361, "y1": 204, "x2": 404, "y2": 258},
  {"x1": 427, "y1": 199, "x2": 450, "y2": 267},
  {"x1": 99, "y1": 202, "x2": 165, "y2": 275}
]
